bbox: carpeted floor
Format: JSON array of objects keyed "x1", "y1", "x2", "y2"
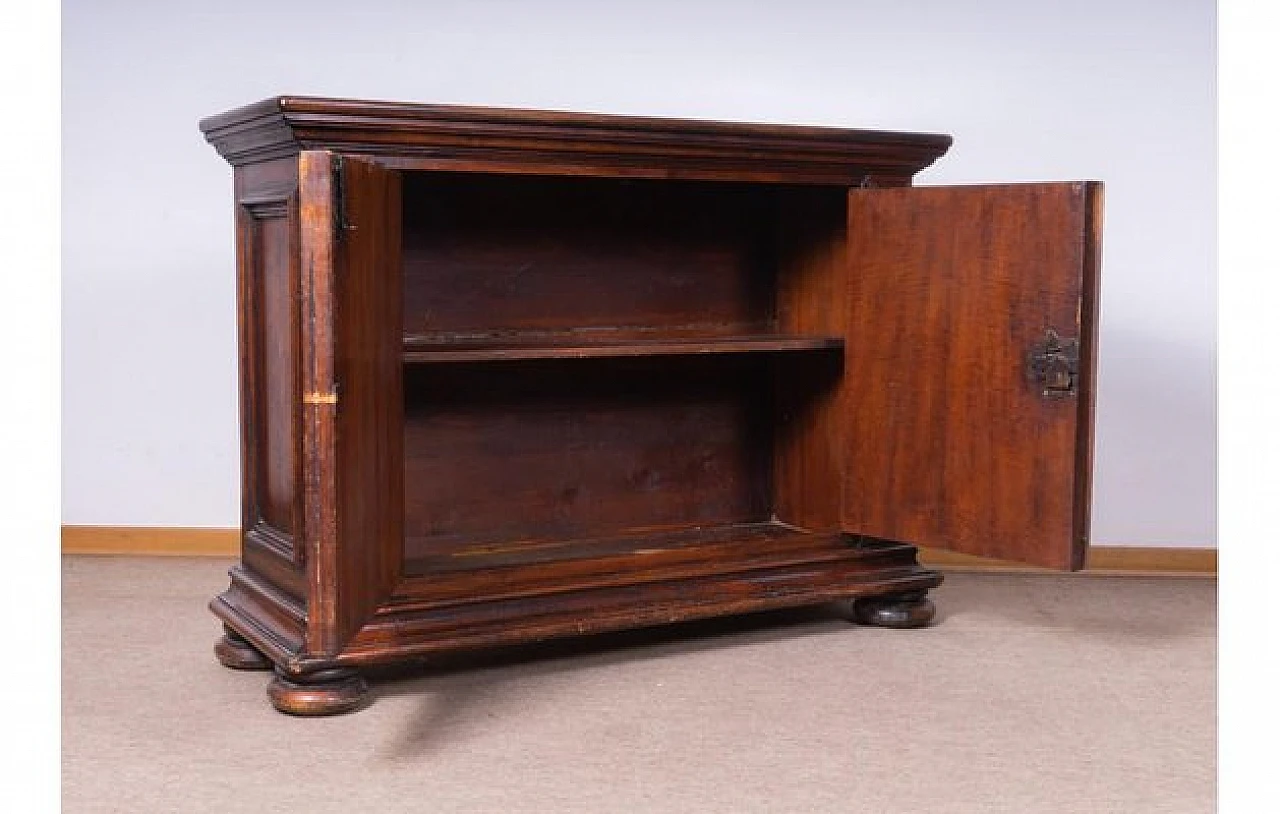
[{"x1": 62, "y1": 557, "x2": 1215, "y2": 813}]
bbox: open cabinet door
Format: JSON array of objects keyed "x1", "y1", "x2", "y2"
[
  {"x1": 842, "y1": 183, "x2": 1102, "y2": 570},
  {"x1": 297, "y1": 151, "x2": 403, "y2": 653}
]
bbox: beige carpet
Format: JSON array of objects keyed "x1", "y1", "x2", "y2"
[{"x1": 62, "y1": 557, "x2": 1215, "y2": 813}]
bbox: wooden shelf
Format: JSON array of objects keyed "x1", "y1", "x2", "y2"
[
  {"x1": 402, "y1": 334, "x2": 843, "y2": 363},
  {"x1": 395, "y1": 521, "x2": 915, "y2": 611},
  {"x1": 405, "y1": 521, "x2": 836, "y2": 574}
]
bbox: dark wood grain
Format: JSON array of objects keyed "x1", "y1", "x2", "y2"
[
  {"x1": 768, "y1": 175, "x2": 915, "y2": 534},
  {"x1": 401, "y1": 173, "x2": 777, "y2": 339},
  {"x1": 395, "y1": 525, "x2": 915, "y2": 612},
  {"x1": 333, "y1": 156, "x2": 406, "y2": 655},
  {"x1": 843, "y1": 183, "x2": 1103, "y2": 570},
  {"x1": 296, "y1": 151, "x2": 339, "y2": 655},
  {"x1": 1072, "y1": 184, "x2": 1105, "y2": 575},
  {"x1": 200, "y1": 96, "x2": 952, "y2": 183},
  {"x1": 772, "y1": 186, "x2": 855, "y2": 532},
  {"x1": 204, "y1": 96, "x2": 1100, "y2": 715},
  {"x1": 209, "y1": 564, "x2": 308, "y2": 670},
  {"x1": 402, "y1": 334, "x2": 842, "y2": 362},
  {"x1": 233, "y1": 157, "x2": 308, "y2": 599},
  {"x1": 236, "y1": 166, "x2": 300, "y2": 546},
  {"x1": 406, "y1": 520, "x2": 823, "y2": 575},
  {"x1": 402, "y1": 356, "x2": 773, "y2": 557},
  {"x1": 297, "y1": 153, "x2": 405, "y2": 655},
  {"x1": 340, "y1": 553, "x2": 942, "y2": 666},
  {"x1": 252, "y1": 215, "x2": 299, "y2": 532}
]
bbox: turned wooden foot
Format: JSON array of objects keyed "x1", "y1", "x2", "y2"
[
  {"x1": 214, "y1": 624, "x2": 272, "y2": 670},
  {"x1": 852, "y1": 590, "x2": 936, "y2": 629},
  {"x1": 268, "y1": 668, "x2": 369, "y2": 716}
]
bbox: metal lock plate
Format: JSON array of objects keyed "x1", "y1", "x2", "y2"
[{"x1": 1027, "y1": 328, "x2": 1080, "y2": 398}]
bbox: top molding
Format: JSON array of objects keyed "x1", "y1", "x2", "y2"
[{"x1": 200, "y1": 96, "x2": 952, "y2": 184}]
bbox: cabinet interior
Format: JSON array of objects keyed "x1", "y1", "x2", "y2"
[{"x1": 398, "y1": 171, "x2": 850, "y2": 581}]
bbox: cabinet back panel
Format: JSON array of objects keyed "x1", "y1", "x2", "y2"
[
  {"x1": 402, "y1": 357, "x2": 773, "y2": 566},
  {"x1": 401, "y1": 173, "x2": 776, "y2": 337}
]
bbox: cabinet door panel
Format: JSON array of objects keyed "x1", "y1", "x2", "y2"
[
  {"x1": 298, "y1": 152, "x2": 403, "y2": 653},
  {"x1": 842, "y1": 183, "x2": 1102, "y2": 570}
]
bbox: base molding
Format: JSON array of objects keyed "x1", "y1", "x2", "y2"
[{"x1": 60, "y1": 525, "x2": 1216, "y2": 576}]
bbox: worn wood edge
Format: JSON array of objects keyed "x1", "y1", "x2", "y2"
[
  {"x1": 198, "y1": 96, "x2": 953, "y2": 176},
  {"x1": 61, "y1": 526, "x2": 1216, "y2": 576},
  {"x1": 338, "y1": 565, "x2": 942, "y2": 666},
  {"x1": 209, "y1": 566, "x2": 307, "y2": 670}
]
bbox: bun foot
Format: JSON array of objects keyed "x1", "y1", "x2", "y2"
[
  {"x1": 215, "y1": 625, "x2": 272, "y2": 670},
  {"x1": 268, "y1": 668, "x2": 369, "y2": 716},
  {"x1": 852, "y1": 591, "x2": 936, "y2": 629}
]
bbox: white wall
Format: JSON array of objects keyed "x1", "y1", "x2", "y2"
[{"x1": 62, "y1": 0, "x2": 1216, "y2": 546}]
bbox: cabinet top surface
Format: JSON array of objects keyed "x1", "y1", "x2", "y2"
[{"x1": 200, "y1": 95, "x2": 952, "y2": 183}]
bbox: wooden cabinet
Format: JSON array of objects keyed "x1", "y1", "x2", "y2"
[{"x1": 202, "y1": 96, "x2": 1102, "y2": 715}]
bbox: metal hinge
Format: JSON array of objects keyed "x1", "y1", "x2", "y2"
[
  {"x1": 332, "y1": 155, "x2": 349, "y2": 237},
  {"x1": 1027, "y1": 328, "x2": 1080, "y2": 398}
]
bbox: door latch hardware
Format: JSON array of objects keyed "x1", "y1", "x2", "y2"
[{"x1": 1027, "y1": 328, "x2": 1079, "y2": 398}]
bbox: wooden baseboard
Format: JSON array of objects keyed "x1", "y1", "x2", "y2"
[
  {"x1": 61, "y1": 526, "x2": 240, "y2": 557},
  {"x1": 918, "y1": 546, "x2": 1216, "y2": 577},
  {"x1": 60, "y1": 526, "x2": 1216, "y2": 576}
]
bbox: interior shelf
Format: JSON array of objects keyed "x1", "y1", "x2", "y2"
[
  {"x1": 391, "y1": 522, "x2": 921, "y2": 609},
  {"x1": 396, "y1": 521, "x2": 889, "y2": 609},
  {"x1": 405, "y1": 520, "x2": 840, "y2": 573},
  {"x1": 402, "y1": 333, "x2": 844, "y2": 363}
]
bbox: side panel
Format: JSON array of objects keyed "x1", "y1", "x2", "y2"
[
  {"x1": 298, "y1": 152, "x2": 404, "y2": 654},
  {"x1": 772, "y1": 186, "x2": 851, "y2": 531},
  {"x1": 772, "y1": 177, "x2": 912, "y2": 532},
  {"x1": 234, "y1": 157, "x2": 307, "y2": 598},
  {"x1": 842, "y1": 183, "x2": 1102, "y2": 570}
]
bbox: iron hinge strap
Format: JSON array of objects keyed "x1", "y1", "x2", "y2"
[{"x1": 332, "y1": 154, "x2": 348, "y2": 238}]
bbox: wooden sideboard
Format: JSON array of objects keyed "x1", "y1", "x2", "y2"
[{"x1": 202, "y1": 96, "x2": 1102, "y2": 715}]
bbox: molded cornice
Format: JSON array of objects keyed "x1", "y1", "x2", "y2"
[{"x1": 200, "y1": 96, "x2": 952, "y2": 183}]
